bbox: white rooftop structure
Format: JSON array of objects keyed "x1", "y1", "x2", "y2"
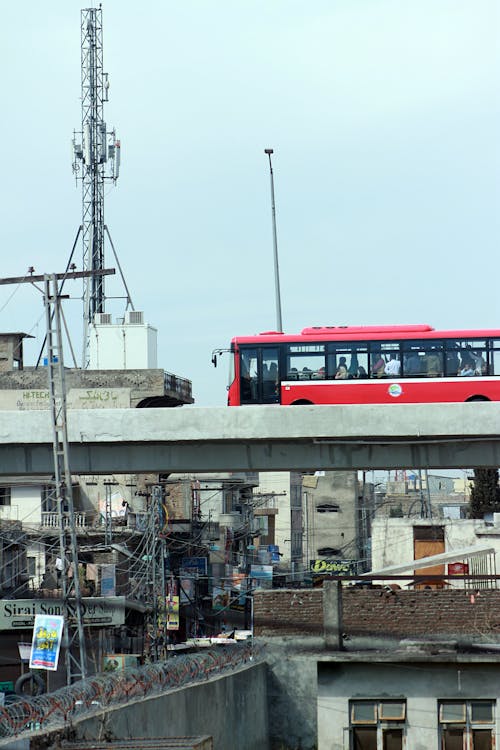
[{"x1": 89, "y1": 311, "x2": 157, "y2": 370}]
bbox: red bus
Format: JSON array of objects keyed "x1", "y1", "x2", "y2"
[{"x1": 212, "y1": 325, "x2": 500, "y2": 406}]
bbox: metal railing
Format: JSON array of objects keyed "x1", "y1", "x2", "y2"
[{"x1": 0, "y1": 642, "x2": 260, "y2": 740}]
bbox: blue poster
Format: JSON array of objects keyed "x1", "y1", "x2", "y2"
[{"x1": 29, "y1": 614, "x2": 64, "y2": 671}]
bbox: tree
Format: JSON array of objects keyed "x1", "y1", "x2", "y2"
[{"x1": 469, "y1": 469, "x2": 500, "y2": 518}]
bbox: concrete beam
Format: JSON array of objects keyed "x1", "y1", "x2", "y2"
[{"x1": 0, "y1": 402, "x2": 499, "y2": 474}]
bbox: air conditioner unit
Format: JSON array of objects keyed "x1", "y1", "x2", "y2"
[
  {"x1": 125, "y1": 311, "x2": 144, "y2": 325},
  {"x1": 94, "y1": 313, "x2": 112, "y2": 325}
]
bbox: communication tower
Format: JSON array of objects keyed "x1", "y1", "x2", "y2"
[{"x1": 72, "y1": 5, "x2": 125, "y2": 367}]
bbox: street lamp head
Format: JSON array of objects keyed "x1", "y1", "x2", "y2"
[{"x1": 264, "y1": 148, "x2": 274, "y2": 155}]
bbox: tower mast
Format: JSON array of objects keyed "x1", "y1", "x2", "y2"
[{"x1": 72, "y1": 5, "x2": 121, "y2": 368}]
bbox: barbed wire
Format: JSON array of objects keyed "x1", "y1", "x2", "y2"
[{"x1": 0, "y1": 642, "x2": 260, "y2": 741}]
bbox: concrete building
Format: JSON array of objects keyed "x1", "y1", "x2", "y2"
[
  {"x1": 302, "y1": 471, "x2": 374, "y2": 576},
  {"x1": 253, "y1": 584, "x2": 500, "y2": 750},
  {"x1": 370, "y1": 515, "x2": 500, "y2": 588}
]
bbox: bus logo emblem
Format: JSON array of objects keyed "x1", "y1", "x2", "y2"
[{"x1": 388, "y1": 383, "x2": 403, "y2": 398}]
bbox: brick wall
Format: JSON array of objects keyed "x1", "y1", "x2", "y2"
[
  {"x1": 253, "y1": 589, "x2": 323, "y2": 637},
  {"x1": 253, "y1": 587, "x2": 500, "y2": 638}
]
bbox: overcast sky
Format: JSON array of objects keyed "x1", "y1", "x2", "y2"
[{"x1": 0, "y1": 1, "x2": 499, "y2": 406}]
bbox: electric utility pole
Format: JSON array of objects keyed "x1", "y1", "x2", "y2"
[{"x1": 0, "y1": 268, "x2": 113, "y2": 683}]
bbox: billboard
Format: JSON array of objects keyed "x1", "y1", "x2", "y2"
[
  {"x1": 166, "y1": 596, "x2": 180, "y2": 630},
  {"x1": 310, "y1": 559, "x2": 357, "y2": 576},
  {"x1": 29, "y1": 614, "x2": 64, "y2": 671}
]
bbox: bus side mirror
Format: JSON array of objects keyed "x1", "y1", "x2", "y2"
[{"x1": 211, "y1": 354, "x2": 217, "y2": 368}]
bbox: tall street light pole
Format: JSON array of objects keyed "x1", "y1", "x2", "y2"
[{"x1": 265, "y1": 148, "x2": 283, "y2": 333}]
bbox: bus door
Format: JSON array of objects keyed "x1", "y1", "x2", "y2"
[{"x1": 239, "y1": 347, "x2": 280, "y2": 404}]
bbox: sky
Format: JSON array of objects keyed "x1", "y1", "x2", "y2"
[{"x1": 0, "y1": 0, "x2": 499, "y2": 406}]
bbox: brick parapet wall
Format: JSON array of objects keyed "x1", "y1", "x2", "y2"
[
  {"x1": 254, "y1": 589, "x2": 323, "y2": 637},
  {"x1": 253, "y1": 588, "x2": 500, "y2": 638}
]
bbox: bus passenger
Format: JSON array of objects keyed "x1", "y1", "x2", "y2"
[
  {"x1": 404, "y1": 352, "x2": 422, "y2": 376},
  {"x1": 384, "y1": 355, "x2": 401, "y2": 377},
  {"x1": 459, "y1": 362, "x2": 475, "y2": 377},
  {"x1": 473, "y1": 353, "x2": 486, "y2": 375},
  {"x1": 348, "y1": 353, "x2": 359, "y2": 378},
  {"x1": 426, "y1": 351, "x2": 442, "y2": 377},
  {"x1": 371, "y1": 352, "x2": 386, "y2": 378},
  {"x1": 335, "y1": 364, "x2": 348, "y2": 379},
  {"x1": 357, "y1": 366, "x2": 368, "y2": 378}
]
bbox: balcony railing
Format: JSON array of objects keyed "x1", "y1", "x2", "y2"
[{"x1": 41, "y1": 512, "x2": 90, "y2": 529}]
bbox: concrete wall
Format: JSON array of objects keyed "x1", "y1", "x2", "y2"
[
  {"x1": 0, "y1": 486, "x2": 41, "y2": 524},
  {"x1": 318, "y1": 661, "x2": 500, "y2": 750},
  {"x1": 262, "y1": 640, "x2": 322, "y2": 750},
  {"x1": 0, "y1": 369, "x2": 165, "y2": 408},
  {"x1": 69, "y1": 662, "x2": 269, "y2": 750}
]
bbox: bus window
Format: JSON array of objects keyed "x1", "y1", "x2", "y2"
[
  {"x1": 240, "y1": 348, "x2": 258, "y2": 403},
  {"x1": 262, "y1": 348, "x2": 279, "y2": 402},
  {"x1": 327, "y1": 344, "x2": 368, "y2": 379},
  {"x1": 286, "y1": 344, "x2": 325, "y2": 380},
  {"x1": 444, "y1": 342, "x2": 461, "y2": 377},
  {"x1": 402, "y1": 340, "x2": 443, "y2": 377},
  {"x1": 375, "y1": 342, "x2": 402, "y2": 378},
  {"x1": 489, "y1": 340, "x2": 500, "y2": 376},
  {"x1": 454, "y1": 340, "x2": 487, "y2": 376}
]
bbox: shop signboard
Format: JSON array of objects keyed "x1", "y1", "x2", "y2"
[
  {"x1": 448, "y1": 562, "x2": 469, "y2": 575},
  {"x1": 310, "y1": 559, "x2": 357, "y2": 576},
  {"x1": 0, "y1": 597, "x2": 126, "y2": 630},
  {"x1": 180, "y1": 557, "x2": 207, "y2": 577}
]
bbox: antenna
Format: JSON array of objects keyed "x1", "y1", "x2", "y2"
[{"x1": 72, "y1": 6, "x2": 130, "y2": 368}]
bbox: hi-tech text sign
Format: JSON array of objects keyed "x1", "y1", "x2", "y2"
[{"x1": 0, "y1": 597, "x2": 126, "y2": 630}]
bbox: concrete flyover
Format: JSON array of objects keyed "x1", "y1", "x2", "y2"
[{"x1": 0, "y1": 402, "x2": 499, "y2": 475}]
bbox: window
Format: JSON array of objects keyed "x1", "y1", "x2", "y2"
[
  {"x1": 439, "y1": 700, "x2": 495, "y2": 750},
  {"x1": 350, "y1": 700, "x2": 406, "y2": 750},
  {"x1": 490, "y1": 339, "x2": 500, "y2": 376},
  {"x1": 450, "y1": 340, "x2": 487, "y2": 377},
  {"x1": 327, "y1": 343, "x2": 369, "y2": 380},
  {"x1": 41, "y1": 487, "x2": 57, "y2": 513},
  {"x1": 240, "y1": 346, "x2": 280, "y2": 403},
  {"x1": 316, "y1": 503, "x2": 340, "y2": 513},
  {"x1": 286, "y1": 343, "x2": 326, "y2": 380},
  {"x1": 402, "y1": 340, "x2": 444, "y2": 377},
  {"x1": 27, "y1": 556, "x2": 36, "y2": 578},
  {"x1": 0, "y1": 488, "x2": 11, "y2": 506},
  {"x1": 262, "y1": 348, "x2": 279, "y2": 402}
]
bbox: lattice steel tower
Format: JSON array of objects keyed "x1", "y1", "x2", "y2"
[{"x1": 72, "y1": 5, "x2": 121, "y2": 367}]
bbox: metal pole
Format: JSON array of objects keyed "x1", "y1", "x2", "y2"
[{"x1": 265, "y1": 148, "x2": 283, "y2": 333}]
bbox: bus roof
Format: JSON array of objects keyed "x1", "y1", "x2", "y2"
[{"x1": 231, "y1": 324, "x2": 500, "y2": 345}]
